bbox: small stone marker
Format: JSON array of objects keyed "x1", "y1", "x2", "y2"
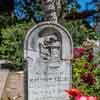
[
  {"x1": 24, "y1": 22, "x2": 73, "y2": 100},
  {"x1": 93, "y1": 40, "x2": 100, "y2": 62}
]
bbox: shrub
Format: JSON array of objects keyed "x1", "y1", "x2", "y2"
[
  {"x1": 0, "y1": 15, "x2": 99, "y2": 70},
  {"x1": 72, "y1": 48, "x2": 100, "y2": 99},
  {"x1": 0, "y1": 20, "x2": 35, "y2": 70},
  {"x1": 63, "y1": 20, "x2": 100, "y2": 46}
]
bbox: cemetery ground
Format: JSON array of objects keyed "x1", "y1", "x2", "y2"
[{"x1": 0, "y1": 18, "x2": 100, "y2": 100}]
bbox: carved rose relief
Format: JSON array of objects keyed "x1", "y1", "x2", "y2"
[{"x1": 38, "y1": 31, "x2": 62, "y2": 62}]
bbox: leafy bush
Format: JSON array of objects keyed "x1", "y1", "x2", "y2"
[
  {"x1": 0, "y1": 15, "x2": 99, "y2": 70},
  {"x1": 63, "y1": 20, "x2": 100, "y2": 46},
  {"x1": 0, "y1": 20, "x2": 35, "y2": 70},
  {"x1": 72, "y1": 48, "x2": 100, "y2": 99},
  {"x1": 0, "y1": 15, "x2": 16, "y2": 28}
]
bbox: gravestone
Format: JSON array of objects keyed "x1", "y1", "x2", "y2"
[
  {"x1": 24, "y1": 22, "x2": 73, "y2": 100},
  {"x1": 93, "y1": 40, "x2": 100, "y2": 62}
]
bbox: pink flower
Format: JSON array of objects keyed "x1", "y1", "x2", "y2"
[
  {"x1": 79, "y1": 48, "x2": 86, "y2": 55},
  {"x1": 93, "y1": 64, "x2": 98, "y2": 68},
  {"x1": 75, "y1": 96, "x2": 98, "y2": 100},
  {"x1": 74, "y1": 48, "x2": 86, "y2": 58},
  {"x1": 76, "y1": 96, "x2": 88, "y2": 100},
  {"x1": 88, "y1": 96, "x2": 98, "y2": 100},
  {"x1": 88, "y1": 52, "x2": 94, "y2": 61}
]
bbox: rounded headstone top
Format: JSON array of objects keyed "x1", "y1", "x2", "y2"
[{"x1": 24, "y1": 22, "x2": 73, "y2": 60}]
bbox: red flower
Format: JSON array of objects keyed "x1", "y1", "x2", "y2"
[
  {"x1": 79, "y1": 48, "x2": 86, "y2": 55},
  {"x1": 88, "y1": 96, "x2": 98, "y2": 100},
  {"x1": 88, "y1": 52, "x2": 94, "y2": 61},
  {"x1": 65, "y1": 88, "x2": 82, "y2": 97},
  {"x1": 93, "y1": 64, "x2": 98, "y2": 68},
  {"x1": 76, "y1": 96, "x2": 88, "y2": 100},
  {"x1": 81, "y1": 72, "x2": 96, "y2": 85},
  {"x1": 81, "y1": 74, "x2": 88, "y2": 82},
  {"x1": 74, "y1": 48, "x2": 86, "y2": 58},
  {"x1": 84, "y1": 63, "x2": 89, "y2": 69}
]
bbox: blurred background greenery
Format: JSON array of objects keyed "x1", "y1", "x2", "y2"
[{"x1": 0, "y1": 1, "x2": 100, "y2": 69}]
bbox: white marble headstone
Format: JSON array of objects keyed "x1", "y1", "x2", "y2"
[{"x1": 24, "y1": 22, "x2": 73, "y2": 100}]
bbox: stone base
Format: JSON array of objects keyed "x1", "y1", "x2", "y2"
[
  {"x1": 1, "y1": 71, "x2": 24, "y2": 100},
  {"x1": 0, "y1": 70, "x2": 9, "y2": 100}
]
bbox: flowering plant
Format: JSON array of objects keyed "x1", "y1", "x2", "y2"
[
  {"x1": 65, "y1": 88, "x2": 98, "y2": 100},
  {"x1": 72, "y1": 48, "x2": 100, "y2": 99},
  {"x1": 65, "y1": 88, "x2": 82, "y2": 97},
  {"x1": 76, "y1": 96, "x2": 98, "y2": 100}
]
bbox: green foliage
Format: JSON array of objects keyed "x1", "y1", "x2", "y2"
[
  {"x1": 0, "y1": 14, "x2": 99, "y2": 70},
  {"x1": 0, "y1": 15, "x2": 16, "y2": 29},
  {"x1": 0, "y1": 20, "x2": 35, "y2": 70},
  {"x1": 72, "y1": 49, "x2": 100, "y2": 99},
  {"x1": 63, "y1": 20, "x2": 100, "y2": 46}
]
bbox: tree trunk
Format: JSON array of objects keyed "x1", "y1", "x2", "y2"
[{"x1": 42, "y1": 0, "x2": 58, "y2": 22}]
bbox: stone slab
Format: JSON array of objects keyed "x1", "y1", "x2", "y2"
[
  {"x1": 0, "y1": 70, "x2": 9, "y2": 99},
  {"x1": 4, "y1": 71, "x2": 24, "y2": 100}
]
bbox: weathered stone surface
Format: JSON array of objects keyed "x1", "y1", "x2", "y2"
[
  {"x1": 24, "y1": 22, "x2": 73, "y2": 100},
  {"x1": 4, "y1": 71, "x2": 24, "y2": 100},
  {"x1": 0, "y1": 70, "x2": 9, "y2": 100},
  {"x1": 93, "y1": 40, "x2": 100, "y2": 62},
  {"x1": 42, "y1": 0, "x2": 57, "y2": 22}
]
